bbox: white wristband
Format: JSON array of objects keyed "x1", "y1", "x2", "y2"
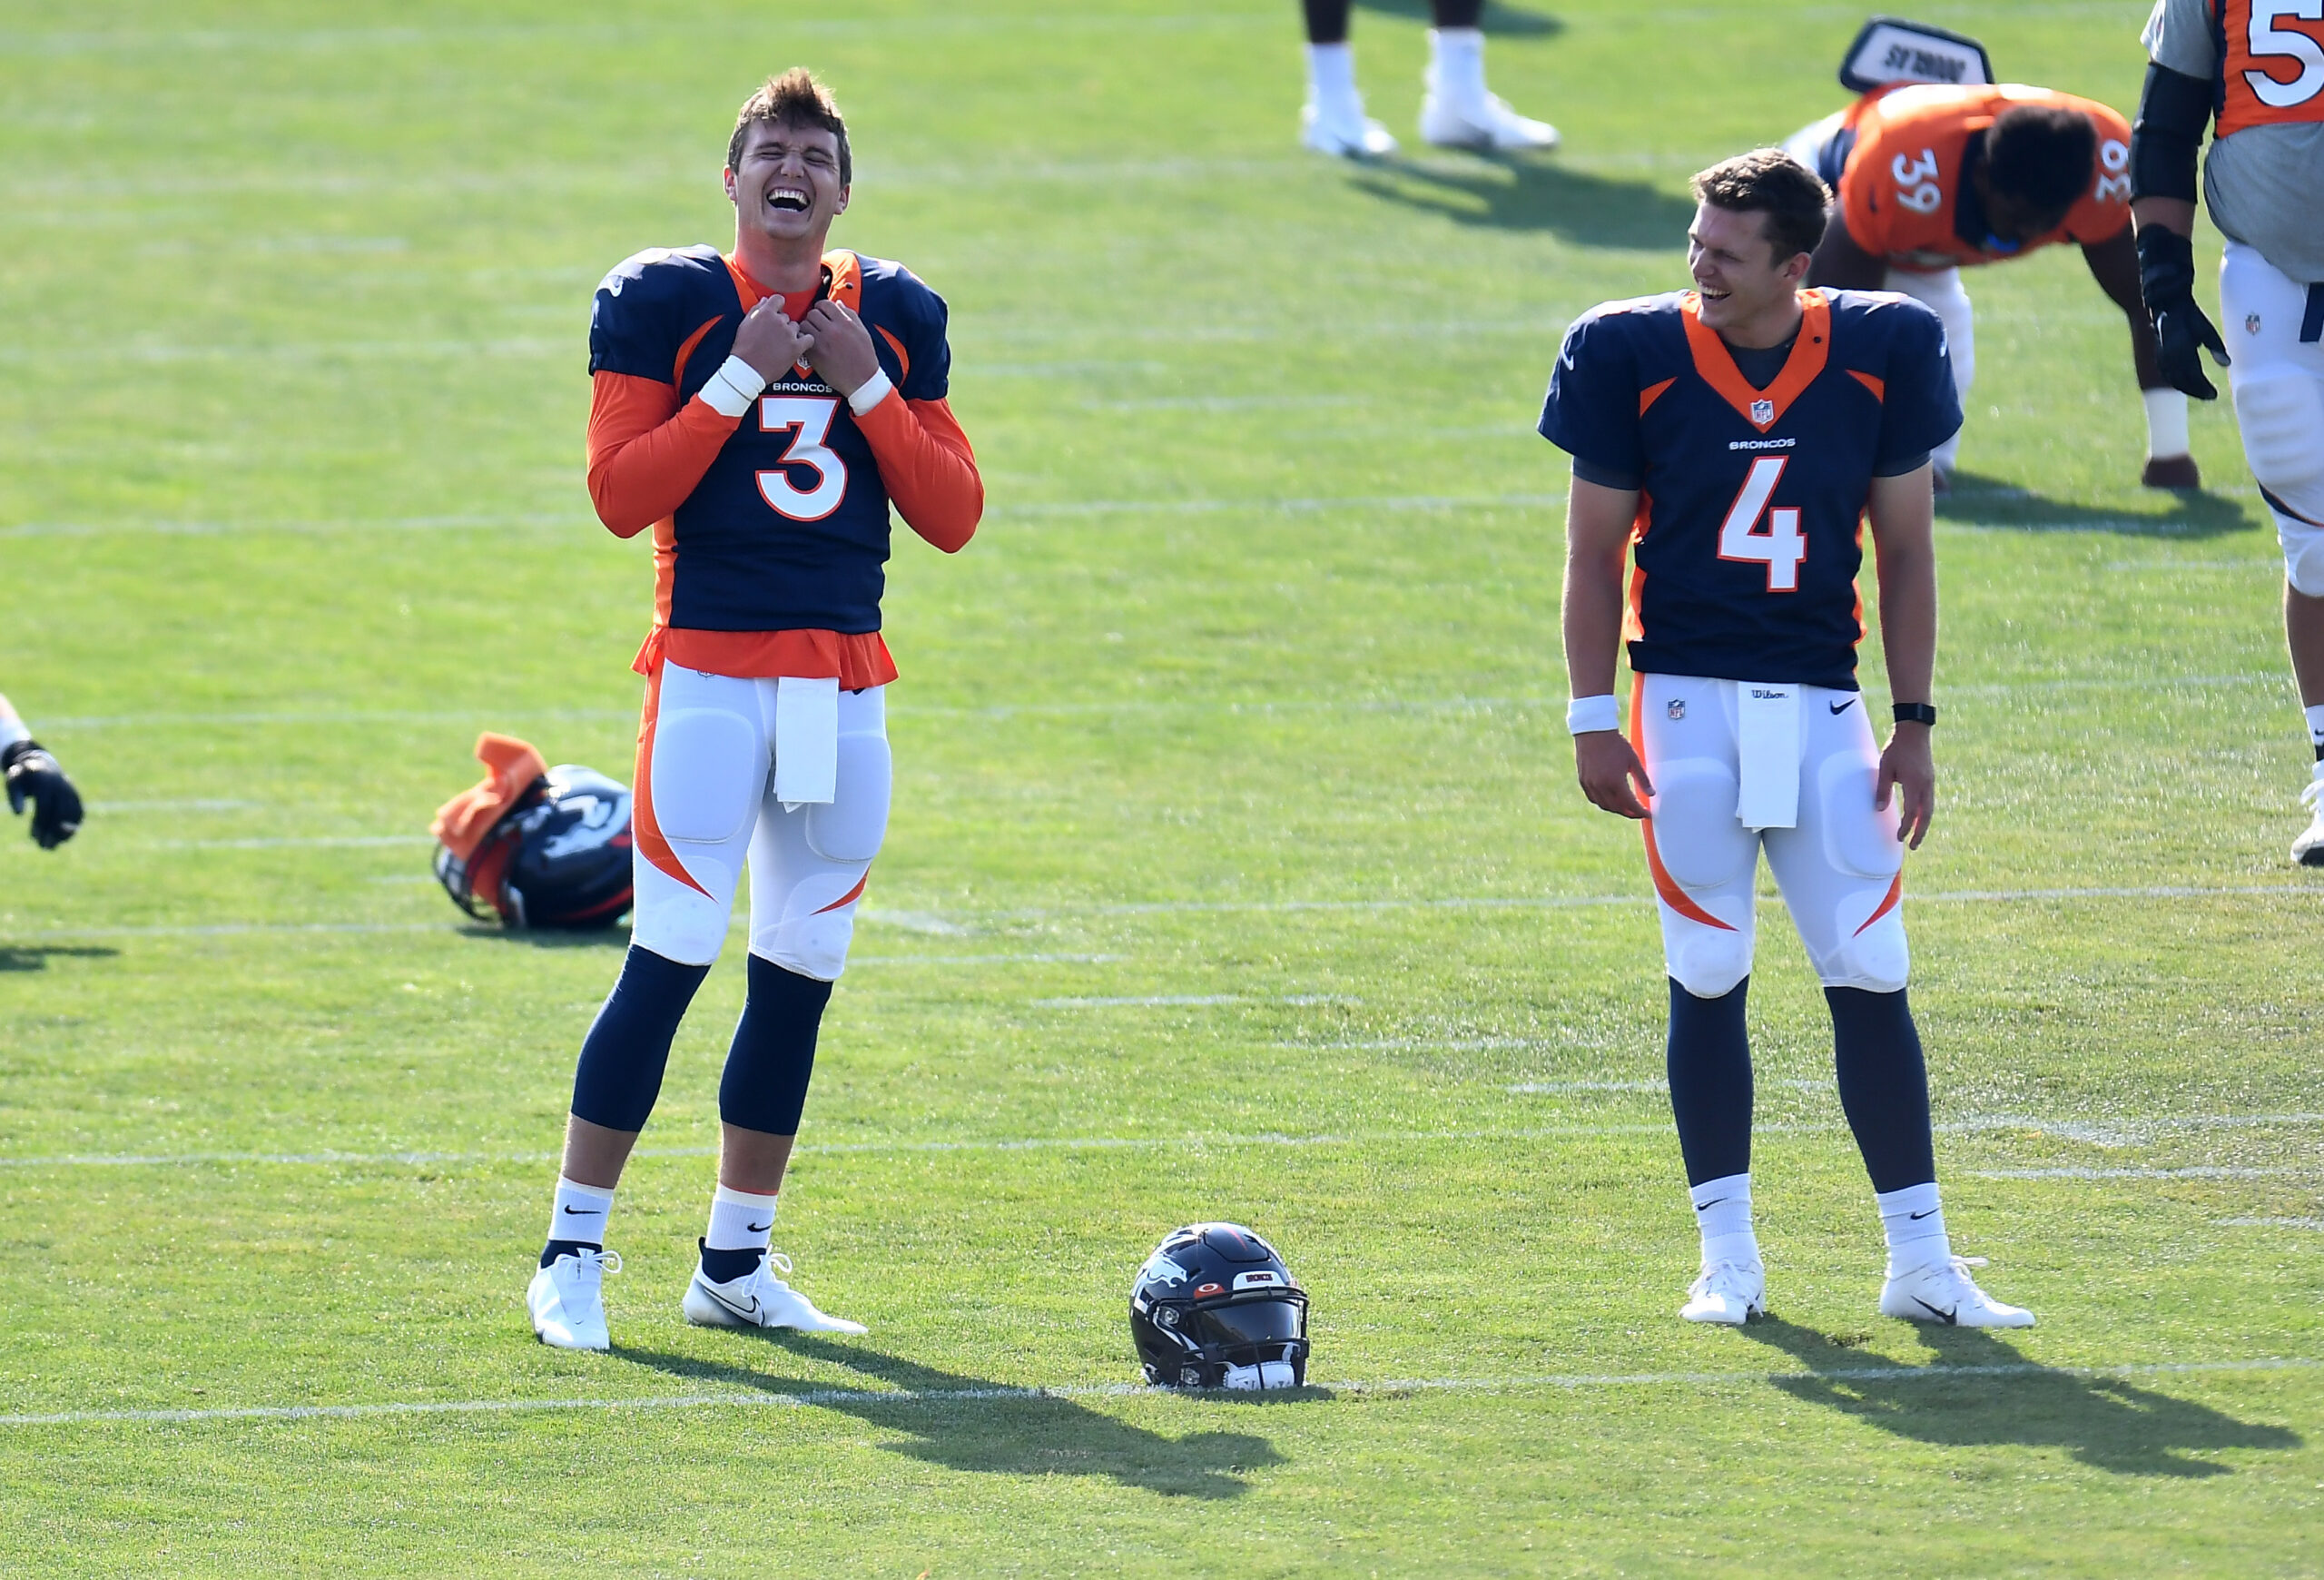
[
  {"x1": 2142, "y1": 386, "x2": 2191, "y2": 459},
  {"x1": 847, "y1": 370, "x2": 894, "y2": 416},
  {"x1": 1566, "y1": 694, "x2": 1620, "y2": 736},
  {"x1": 696, "y1": 354, "x2": 766, "y2": 420}
]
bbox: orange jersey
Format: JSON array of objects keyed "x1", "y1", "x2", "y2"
[
  {"x1": 1837, "y1": 84, "x2": 2134, "y2": 271},
  {"x1": 2214, "y1": 0, "x2": 2324, "y2": 136}
]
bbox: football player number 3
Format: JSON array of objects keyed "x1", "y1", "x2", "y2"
[
  {"x1": 756, "y1": 395, "x2": 847, "y2": 521},
  {"x1": 1718, "y1": 457, "x2": 1807, "y2": 592}
]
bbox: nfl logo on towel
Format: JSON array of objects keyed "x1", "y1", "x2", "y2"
[{"x1": 1749, "y1": 399, "x2": 1774, "y2": 425}]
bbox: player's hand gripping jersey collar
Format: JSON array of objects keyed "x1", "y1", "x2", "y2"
[
  {"x1": 586, "y1": 245, "x2": 980, "y2": 672},
  {"x1": 1838, "y1": 84, "x2": 2135, "y2": 271},
  {"x1": 1538, "y1": 289, "x2": 1960, "y2": 690}
]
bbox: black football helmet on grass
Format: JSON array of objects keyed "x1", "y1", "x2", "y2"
[
  {"x1": 1129, "y1": 1222, "x2": 1309, "y2": 1390},
  {"x1": 434, "y1": 765, "x2": 633, "y2": 929}
]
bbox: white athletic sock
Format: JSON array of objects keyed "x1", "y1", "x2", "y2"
[
  {"x1": 1305, "y1": 42, "x2": 1361, "y2": 114},
  {"x1": 2303, "y1": 704, "x2": 2324, "y2": 756},
  {"x1": 704, "y1": 1184, "x2": 779, "y2": 1256},
  {"x1": 1876, "y1": 1181, "x2": 1950, "y2": 1278},
  {"x1": 549, "y1": 1176, "x2": 615, "y2": 1249},
  {"x1": 1690, "y1": 1172, "x2": 1759, "y2": 1269},
  {"x1": 2142, "y1": 386, "x2": 2191, "y2": 459},
  {"x1": 1427, "y1": 27, "x2": 1488, "y2": 109}
]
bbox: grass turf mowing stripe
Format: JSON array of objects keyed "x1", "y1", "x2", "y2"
[{"x1": 5, "y1": 1358, "x2": 2317, "y2": 1430}]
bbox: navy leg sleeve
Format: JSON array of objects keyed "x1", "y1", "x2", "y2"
[
  {"x1": 568, "y1": 944, "x2": 711, "y2": 1132},
  {"x1": 1666, "y1": 976, "x2": 1753, "y2": 1186},
  {"x1": 1827, "y1": 985, "x2": 1936, "y2": 1194},
  {"x1": 718, "y1": 953, "x2": 833, "y2": 1136}
]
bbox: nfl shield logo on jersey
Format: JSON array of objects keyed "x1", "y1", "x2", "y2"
[{"x1": 1749, "y1": 399, "x2": 1775, "y2": 425}]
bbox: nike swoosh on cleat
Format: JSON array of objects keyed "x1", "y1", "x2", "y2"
[
  {"x1": 1914, "y1": 1296, "x2": 1958, "y2": 1325},
  {"x1": 1907, "y1": 1208, "x2": 1937, "y2": 1220},
  {"x1": 746, "y1": 1221, "x2": 773, "y2": 1233},
  {"x1": 699, "y1": 1281, "x2": 762, "y2": 1321},
  {"x1": 1829, "y1": 698, "x2": 1856, "y2": 714}
]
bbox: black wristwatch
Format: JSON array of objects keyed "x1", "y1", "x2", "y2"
[{"x1": 1893, "y1": 702, "x2": 1937, "y2": 726}]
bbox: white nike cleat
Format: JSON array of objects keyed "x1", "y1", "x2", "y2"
[
  {"x1": 1879, "y1": 1255, "x2": 2035, "y2": 1328},
  {"x1": 2291, "y1": 762, "x2": 2324, "y2": 866},
  {"x1": 1680, "y1": 1259, "x2": 1767, "y2": 1325},
  {"x1": 683, "y1": 1249, "x2": 868, "y2": 1336},
  {"x1": 528, "y1": 1248, "x2": 620, "y2": 1351},
  {"x1": 1302, "y1": 97, "x2": 1399, "y2": 159},
  {"x1": 1419, "y1": 93, "x2": 1560, "y2": 153}
]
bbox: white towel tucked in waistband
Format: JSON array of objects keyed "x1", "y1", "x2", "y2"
[
  {"x1": 773, "y1": 675, "x2": 841, "y2": 808},
  {"x1": 1735, "y1": 682, "x2": 1800, "y2": 831}
]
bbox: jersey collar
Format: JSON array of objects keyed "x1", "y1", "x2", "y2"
[{"x1": 1679, "y1": 290, "x2": 1833, "y2": 432}]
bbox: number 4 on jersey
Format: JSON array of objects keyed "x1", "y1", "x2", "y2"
[{"x1": 1718, "y1": 456, "x2": 1807, "y2": 591}]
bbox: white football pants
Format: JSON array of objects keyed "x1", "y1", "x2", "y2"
[
  {"x1": 1631, "y1": 673, "x2": 1910, "y2": 999},
  {"x1": 2219, "y1": 241, "x2": 2324, "y2": 593},
  {"x1": 629, "y1": 665, "x2": 891, "y2": 979}
]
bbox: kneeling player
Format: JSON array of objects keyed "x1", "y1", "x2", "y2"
[
  {"x1": 1541, "y1": 150, "x2": 2034, "y2": 1328},
  {"x1": 526, "y1": 70, "x2": 983, "y2": 1350},
  {"x1": 1785, "y1": 65, "x2": 2191, "y2": 489},
  {"x1": 1, "y1": 693, "x2": 81, "y2": 850}
]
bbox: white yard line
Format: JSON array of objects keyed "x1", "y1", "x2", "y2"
[{"x1": 2, "y1": 1356, "x2": 2313, "y2": 1429}]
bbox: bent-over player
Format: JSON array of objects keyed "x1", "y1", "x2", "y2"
[
  {"x1": 2131, "y1": 0, "x2": 2324, "y2": 861},
  {"x1": 1, "y1": 693, "x2": 80, "y2": 849},
  {"x1": 527, "y1": 70, "x2": 983, "y2": 1350},
  {"x1": 1787, "y1": 81, "x2": 2191, "y2": 489},
  {"x1": 1541, "y1": 150, "x2": 2034, "y2": 1328}
]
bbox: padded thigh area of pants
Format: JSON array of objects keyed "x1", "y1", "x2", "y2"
[
  {"x1": 2237, "y1": 369, "x2": 2324, "y2": 531},
  {"x1": 1649, "y1": 760, "x2": 1755, "y2": 890},
  {"x1": 1817, "y1": 753, "x2": 1903, "y2": 879},
  {"x1": 650, "y1": 706, "x2": 761, "y2": 844},
  {"x1": 805, "y1": 731, "x2": 891, "y2": 863}
]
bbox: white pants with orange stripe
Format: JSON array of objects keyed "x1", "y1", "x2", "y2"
[
  {"x1": 1631, "y1": 673, "x2": 1909, "y2": 999},
  {"x1": 629, "y1": 665, "x2": 891, "y2": 979}
]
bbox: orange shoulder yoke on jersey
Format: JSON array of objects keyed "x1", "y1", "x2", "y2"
[
  {"x1": 1679, "y1": 291, "x2": 1833, "y2": 431},
  {"x1": 431, "y1": 733, "x2": 547, "y2": 860}
]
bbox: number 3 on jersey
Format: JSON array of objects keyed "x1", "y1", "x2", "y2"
[
  {"x1": 756, "y1": 395, "x2": 848, "y2": 521},
  {"x1": 1718, "y1": 456, "x2": 1807, "y2": 591}
]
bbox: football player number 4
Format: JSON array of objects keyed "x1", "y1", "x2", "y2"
[
  {"x1": 1718, "y1": 456, "x2": 1806, "y2": 592},
  {"x1": 756, "y1": 395, "x2": 848, "y2": 521}
]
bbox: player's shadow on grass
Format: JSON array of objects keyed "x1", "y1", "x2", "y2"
[
  {"x1": 1735, "y1": 1318, "x2": 2300, "y2": 1476},
  {"x1": 1348, "y1": 158, "x2": 1696, "y2": 250},
  {"x1": 615, "y1": 1335, "x2": 1301, "y2": 1498},
  {"x1": 0, "y1": 943, "x2": 120, "y2": 972},
  {"x1": 1939, "y1": 470, "x2": 2256, "y2": 538},
  {"x1": 1356, "y1": 0, "x2": 1563, "y2": 35}
]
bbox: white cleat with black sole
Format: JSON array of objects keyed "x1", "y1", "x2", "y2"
[
  {"x1": 1680, "y1": 1259, "x2": 1767, "y2": 1325},
  {"x1": 1419, "y1": 93, "x2": 1560, "y2": 153},
  {"x1": 1879, "y1": 1255, "x2": 2035, "y2": 1328},
  {"x1": 684, "y1": 1249, "x2": 868, "y2": 1336},
  {"x1": 528, "y1": 1248, "x2": 620, "y2": 1351},
  {"x1": 2291, "y1": 762, "x2": 2324, "y2": 866},
  {"x1": 1302, "y1": 97, "x2": 1399, "y2": 160}
]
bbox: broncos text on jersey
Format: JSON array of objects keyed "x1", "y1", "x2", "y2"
[{"x1": 1538, "y1": 288, "x2": 1962, "y2": 690}]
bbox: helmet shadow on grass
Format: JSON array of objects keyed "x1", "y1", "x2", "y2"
[
  {"x1": 1937, "y1": 470, "x2": 2256, "y2": 538},
  {"x1": 0, "y1": 943, "x2": 120, "y2": 973},
  {"x1": 1346, "y1": 158, "x2": 1698, "y2": 250},
  {"x1": 612, "y1": 1334, "x2": 1295, "y2": 1498},
  {"x1": 1733, "y1": 1318, "x2": 2301, "y2": 1476},
  {"x1": 453, "y1": 923, "x2": 629, "y2": 949}
]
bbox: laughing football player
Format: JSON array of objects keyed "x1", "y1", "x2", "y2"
[
  {"x1": 1785, "y1": 75, "x2": 2191, "y2": 490},
  {"x1": 1542, "y1": 151, "x2": 2034, "y2": 1329},
  {"x1": 526, "y1": 69, "x2": 982, "y2": 1350}
]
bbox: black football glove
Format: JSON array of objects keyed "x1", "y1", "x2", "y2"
[
  {"x1": 2137, "y1": 224, "x2": 2230, "y2": 400},
  {"x1": 3, "y1": 738, "x2": 83, "y2": 849}
]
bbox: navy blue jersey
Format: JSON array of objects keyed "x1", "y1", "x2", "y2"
[
  {"x1": 1538, "y1": 289, "x2": 1960, "y2": 690},
  {"x1": 588, "y1": 245, "x2": 952, "y2": 634}
]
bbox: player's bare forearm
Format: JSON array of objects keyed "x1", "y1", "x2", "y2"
[
  {"x1": 2083, "y1": 230, "x2": 2169, "y2": 390},
  {"x1": 1807, "y1": 211, "x2": 1888, "y2": 291},
  {"x1": 2131, "y1": 197, "x2": 2196, "y2": 238},
  {"x1": 1866, "y1": 466, "x2": 1938, "y2": 845},
  {"x1": 1562, "y1": 477, "x2": 1653, "y2": 819}
]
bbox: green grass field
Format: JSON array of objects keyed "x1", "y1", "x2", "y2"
[{"x1": 3, "y1": 0, "x2": 2320, "y2": 1573}]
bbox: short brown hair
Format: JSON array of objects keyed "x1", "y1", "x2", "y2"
[
  {"x1": 1690, "y1": 150, "x2": 1831, "y2": 262},
  {"x1": 728, "y1": 68, "x2": 851, "y2": 185}
]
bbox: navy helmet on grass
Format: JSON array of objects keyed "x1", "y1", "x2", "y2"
[
  {"x1": 431, "y1": 734, "x2": 633, "y2": 929},
  {"x1": 1129, "y1": 1222, "x2": 1309, "y2": 1390}
]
